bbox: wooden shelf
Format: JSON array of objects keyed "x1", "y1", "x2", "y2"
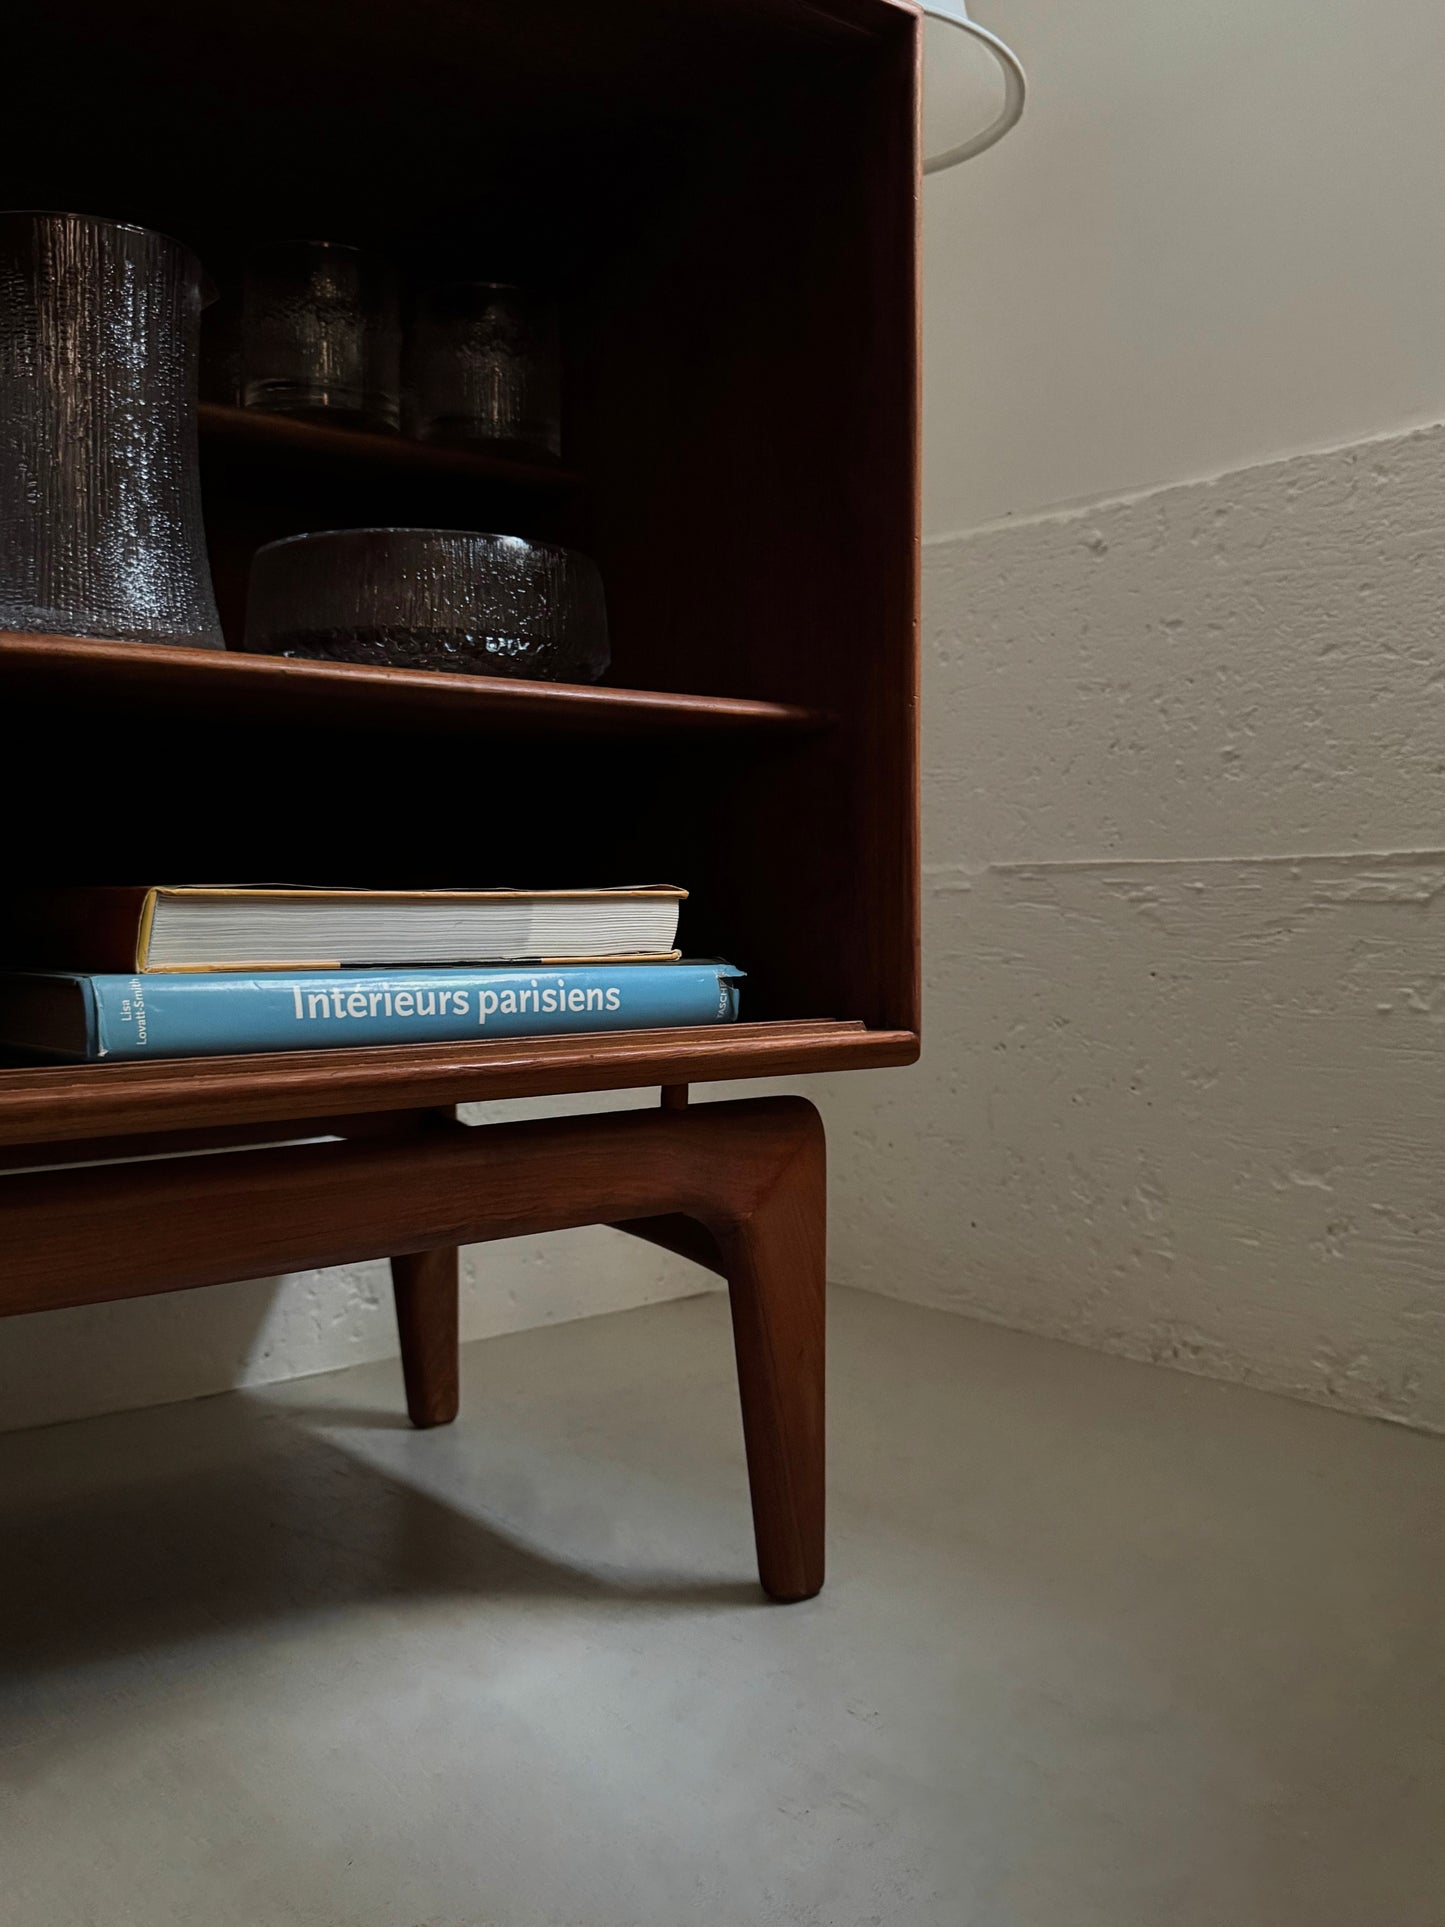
[
  {"x1": 0, "y1": 632, "x2": 831, "y2": 740},
  {"x1": 199, "y1": 402, "x2": 585, "y2": 495},
  {"x1": 5, "y1": 0, "x2": 919, "y2": 1124},
  {"x1": 0, "y1": 1022, "x2": 920, "y2": 1149}
]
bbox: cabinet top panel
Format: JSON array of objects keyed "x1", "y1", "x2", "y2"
[{"x1": 7, "y1": 0, "x2": 918, "y2": 278}]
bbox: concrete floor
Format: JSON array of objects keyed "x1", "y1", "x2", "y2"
[{"x1": 2, "y1": 1288, "x2": 1442, "y2": 1927}]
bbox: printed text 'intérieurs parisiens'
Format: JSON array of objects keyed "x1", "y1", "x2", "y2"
[{"x1": 288, "y1": 980, "x2": 624, "y2": 1027}]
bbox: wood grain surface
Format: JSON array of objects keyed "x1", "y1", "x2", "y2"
[
  {"x1": 390, "y1": 1246, "x2": 460, "y2": 1428},
  {"x1": 0, "y1": 1021, "x2": 916, "y2": 1147},
  {"x1": 0, "y1": 1096, "x2": 827, "y2": 1600},
  {"x1": 0, "y1": 633, "x2": 828, "y2": 741}
]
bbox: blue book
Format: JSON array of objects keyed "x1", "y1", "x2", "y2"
[{"x1": 0, "y1": 962, "x2": 743, "y2": 1063}]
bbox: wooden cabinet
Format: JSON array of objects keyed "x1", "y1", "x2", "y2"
[
  {"x1": 0, "y1": 0, "x2": 920, "y2": 1137},
  {"x1": 0, "y1": 0, "x2": 922, "y2": 1598}
]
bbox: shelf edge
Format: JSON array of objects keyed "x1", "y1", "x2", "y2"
[
  {"x1": 199, "y1": 401, "x2": 585, "y2": 492},
  {"x1": 0, "y1": 632, "x2": 832, "y2": 735},
  {"x1": 0, "y1": 1023, "x2": 920, "y2": 1147}
]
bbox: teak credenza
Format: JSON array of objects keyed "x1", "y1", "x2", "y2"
[{"x1": 0, "y1": 0, "x2": 921, "y2": 1602}]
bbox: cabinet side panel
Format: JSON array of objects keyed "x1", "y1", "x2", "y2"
[{"x1": 572, "y1": 19, "x2": 921, "y2": 1031}]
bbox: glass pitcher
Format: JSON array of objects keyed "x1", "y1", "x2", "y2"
[{"x1": 0, "y1": 211, "x2": 224, "y2": 649}]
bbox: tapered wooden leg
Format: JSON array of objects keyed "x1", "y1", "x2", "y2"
[
  {"x1": 5, "y1": 1095, "x2": 827, "y2": 1595},
  {"x1": 390, "y1": 1246, "x2": 459, "y2": 1428},
  {"x1": 716, "y1": 1114, "x2": 826, "y2": 1602}
]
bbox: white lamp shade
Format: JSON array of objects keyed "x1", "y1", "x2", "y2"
[{"x1": 922, "y1": 2, "x2": 1026, "y2": 173}]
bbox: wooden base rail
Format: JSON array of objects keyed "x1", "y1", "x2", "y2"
[{"x1": 0, "y1": 1096, "x2": 826, "y2": 1601}]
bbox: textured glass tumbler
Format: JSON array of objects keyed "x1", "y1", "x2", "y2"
[
  {"x1": 0, "y1": 212, "x2": 224, "y2": 648},
  {"x1": 242, "y1": 241, "x2": 399, "y2": 430},
  {"x1": 245, "y1": 528, "x2": 609, "y2": 681},
  {"x1": 404, "y1": 283, "x2": 561, "y2": 457}
]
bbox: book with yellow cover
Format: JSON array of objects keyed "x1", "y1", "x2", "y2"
[{"x1": 4, "y1": 886, "x2": 687, "y2": 973}]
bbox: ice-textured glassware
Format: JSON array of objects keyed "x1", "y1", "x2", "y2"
[
  {"x1": 244, "y1": 528, "x2": 609, "y2": 681},
  {"x1": 403, "y1": 283, "x2": 561, "y2": 457},
  {"x1": 0, "y1": 211, "x2": 224, "y2": 648},
  {"x1": 242, "y1": 240, "x2": 399, "y2": 430}
]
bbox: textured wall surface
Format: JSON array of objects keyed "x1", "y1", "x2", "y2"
[{"x1": 819, "y1": 423, "x2": 1445, "y2": 1430}]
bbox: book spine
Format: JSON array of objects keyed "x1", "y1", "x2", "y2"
[
  {"x1": 4, "y1": 887, "x2": 151, "y2": 972},
  {"x1": 84, "y1": 964, "x2": 741, "y2": 1062}
]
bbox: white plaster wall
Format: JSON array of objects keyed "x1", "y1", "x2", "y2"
[
  {"x1": 923, "y1": 0, "x2": 1445, "y2": 532},
  {"x1": 802, "y1": 0, "x2": 1445, "y2": 1430},
  {"x1": 817, "y1": 423, "x2": 1445, "y2": 1432}
]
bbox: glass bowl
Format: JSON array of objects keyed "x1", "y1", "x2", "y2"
[{"x1": 243, "y1": 527, "x2": 609, "y2": 682}]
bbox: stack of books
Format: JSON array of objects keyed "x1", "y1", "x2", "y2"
[{"x1": 0, "y1": 886, "x2": 742, "y2": 1063}]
